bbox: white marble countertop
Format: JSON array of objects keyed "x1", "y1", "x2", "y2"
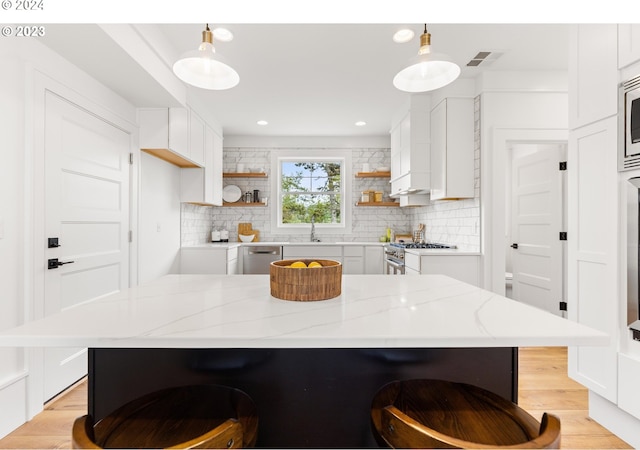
[{"x1": 0, "y1": 274, "x2": 607, "y2": 349}]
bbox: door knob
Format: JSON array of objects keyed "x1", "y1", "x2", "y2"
[
  {"x1": 48, "y1": 258, "x2": 75, "y2": 270},
  {"x1": 510, "y1": 243, "x2": 519, "y2": 249}
]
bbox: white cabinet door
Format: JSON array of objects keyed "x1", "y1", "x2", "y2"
[
  {"x1": 180, "y1": 125, "x2": 222, "y2": 206},
  {"x1": 343, "y1": 246, "x2": 364, "y2": 274},
  {"x1": 180, "y1": 248, "x2": 227, "y2": 274},
  {"x1": 139, "y1": 107, "x2": 192, "y2": 163},
  {"x1": 389, "y1": 96, "x2": 430, "y2": 195},
  {"x1": 619, "y1": 24, "x2": 640, "y2": 69},
  {"x1": 420, "y1": 255, "x2": 479, "y2": 286},
  {"x1": 430, "y1": 98, "x2": 474, "y2": 200},
  {"x1": 364, "y1": 246, "x2": 384, "y2": 274},
  {"x1": 189, "y1": 109, "x2": 205, "y2": 167},
  {"x1": 211, "y1": 128, "x2": 224, "y2": 206},
  {"x1": 567, "y1": 117, "x2": 618, "y2": 402},
  {"x1": 568, "y1": 24, "x2": 618, "y2": 129}
]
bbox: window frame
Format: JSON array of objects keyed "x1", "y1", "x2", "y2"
[{"x1": 271, "y1": 149, "x2": 352, "y2": 236}]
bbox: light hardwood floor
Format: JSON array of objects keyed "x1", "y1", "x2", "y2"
[{"x1": 0, "y1": 347, "x2": 632, "y2": 449}]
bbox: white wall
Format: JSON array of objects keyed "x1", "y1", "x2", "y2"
[
  {"x1": 478, "y1": 71, "x2": 569, "y2": 293},
  {"x1": 0, "y1": 38, "x2": 139, "y2": 437},
  {"x1": 0, "y1": 47, "x2": 28, "y2": 439},
  {"x1": 139, "y1": 152, "x2": 182, "y2": 282}
]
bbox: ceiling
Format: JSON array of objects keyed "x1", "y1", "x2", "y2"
[{"x1": 37, "y1": 23, "x2": 570, "y2": 137}]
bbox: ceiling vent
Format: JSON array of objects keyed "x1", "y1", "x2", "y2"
[{"x1": 466, "y1": 51, "x2": 503, "y2": 67}]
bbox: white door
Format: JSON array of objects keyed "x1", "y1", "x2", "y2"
[
  {"x1": 44, "y1": 91, "x2": 130, "y2": 400},
  {"x1": 510, "y1": 144, "x2": 565, "y2": 315}
]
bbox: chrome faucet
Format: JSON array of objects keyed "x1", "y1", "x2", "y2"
[{"x1": 310, "y1": 215, "x2": 320, "y2": 242}]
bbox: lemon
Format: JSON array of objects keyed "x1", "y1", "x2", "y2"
[
  {"x1": 308, "y1": 261, "x2": 322, "y2": 268},
  {"x1": 290, "y1": 261, "x2": 307, "y2": 268}
]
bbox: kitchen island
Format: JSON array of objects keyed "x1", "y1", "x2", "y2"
[{"x1": 0, "y1": 274, "x2": 607, "y2": 448}]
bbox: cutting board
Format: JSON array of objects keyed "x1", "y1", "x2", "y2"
[{"x1": 238, "y1": 223, "x2": 260, "y2": 242}]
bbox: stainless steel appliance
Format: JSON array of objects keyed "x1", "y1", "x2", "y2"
[
  {"x1": 619, "y1": 74, "x2": 640, "y2": 171},
  {"x1": 626, "y1": 177, "x2": 640, "y2": 340},
  {"x1": 384, "y1": 242, "x2": 456, "y2": 275},
  {"x1": 243, "y1": 245, "x2": 282, "y2": 274}
]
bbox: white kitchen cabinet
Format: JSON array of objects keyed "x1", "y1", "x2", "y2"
[
  {"x1": 139, "y1": 107, "x2": 197, "y2": 167},
  {"x1": 139, "y1": 107, "x2": 211, "y2": 168},
  {"x1": 180, "y1": 246, "x2": 239, "y2": 274},
  {"x1": 404, "y1": 252, "x2": 480, "y2": 286},
  {"x1": 364, "y1": 246, "x2": 384, "y2": 274},
  {"x1": 567, "y1": 116, "x2": 619, "y2": 402},
  {"x1": 343, "y1": 246, "x2": 364, "y2": 274},
  {"x1": 282, "y1": 246, "x2": 342, "y2": 264},
  {"x1": 568, "y1": 24, "x2": 618, "y2": 129},
  {"x1": 618, "y1": 24, "x2": 640, "y2": 69},
  {"x1": 180, "y1": 126, "x2": 223, "y2": 206},
  {"x1": 390, "y1": 95, "x2": 430, "y2": 197},
  {"x1": 189, "y1": 109, "x2": 205, "y2": 167},
  {"x1": 430, "y1": 98, "x2": 474, "y2": 200}
]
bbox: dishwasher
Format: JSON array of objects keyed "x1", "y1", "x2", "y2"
[{"x1": 242, "y1": 245, "x2": 282, "y2": 274}]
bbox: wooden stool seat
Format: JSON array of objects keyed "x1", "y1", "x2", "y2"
[
  {"x1": 371, "y1": 379, "x2": 561, "y2": 449},
  {"x1": 72, "y1": 385, "x2": 258, "y2": 449}
]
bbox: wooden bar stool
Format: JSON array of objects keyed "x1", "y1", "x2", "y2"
[
  {"x1": 370, "y1": 379, "x2": 561, "y2": 449},
  {"x1": 72, "y1": 385, "x2": 258, "y2": 449}
]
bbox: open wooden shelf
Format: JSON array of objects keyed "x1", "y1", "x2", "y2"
[
  {"x1": 356, "y1": 201, "x2": 399, "y2": 207},
  {"x1": 222, "y1": 202, "x2": 266, "y2": 207},
  {"x1": 141, "y1": 148, "x2": 201, "y2": 168},
  {"x1": 355, "y1": 171, "x2": 391, "y2": 178},
  {"x1": 223, "y1": 172, "x2": 267, "y2": 178}
]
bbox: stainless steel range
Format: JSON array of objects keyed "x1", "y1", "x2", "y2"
[{"x1": 384, "y1": 242, "x2": 456, "y2": 275}]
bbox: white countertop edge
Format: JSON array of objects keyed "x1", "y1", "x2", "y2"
[{"x1": 0, "y1": 334, "x2": 608, "y2": 349}]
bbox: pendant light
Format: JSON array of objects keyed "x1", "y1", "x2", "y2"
[
  {"x1": 172, "y1": 24, "x2": 239, "y2": 90},
  {"x1": 393, "y1": 24, "x2": 460, "y2": 93}
]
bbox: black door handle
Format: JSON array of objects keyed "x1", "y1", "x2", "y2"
[
  {"x1": 510, "y1": 243, "x2": 519, "y2": 249},
  {"x1": 48, "y1": 258, "x2": 75, "y2": 270}
]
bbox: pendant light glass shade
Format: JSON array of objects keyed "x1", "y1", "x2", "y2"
[
  {"x1": 172, "y1": 25, "x2": 239, "y2": 90},
  {"x1": 393, "y1": 26, "x2": 460, "y2": 93}
]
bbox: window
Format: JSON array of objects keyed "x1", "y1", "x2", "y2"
[{"x1": 272, "y1": 150, "x2": 351, "y2": 234}]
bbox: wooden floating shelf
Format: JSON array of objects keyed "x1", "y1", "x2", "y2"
[
  {"x1": 356, "y1": 201, "x2": 399, "y2": 207},
  {"x1": 355, "y1": 172, "x2": 391, "y2": 178},
  {"x1": 223, "y1": 202, "x2": 266, "y2": 207},
  {"x1": 223, "y1": 172, "x2": 268, "y2": 178},
  {"x1": 141, "y1": 148, "x2": 201, "y2": 168}
]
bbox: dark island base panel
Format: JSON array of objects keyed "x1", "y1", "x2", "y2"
[{"x1": 89, "y1": 347, "x2": 517, "y2": 448}]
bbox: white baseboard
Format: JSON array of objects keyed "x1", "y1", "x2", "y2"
[
  {"x1": 589, "y1": 390, "x2": 640, "y2": 448},
  {"x1": 0, "y1": 372, "x2": 28, "y2": 439}
]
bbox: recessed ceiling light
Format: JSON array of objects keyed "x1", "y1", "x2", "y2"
[
  {"x1": 355, "y1": 121, "x2": 367, "y2": 127},
  {"x1": 212, "y1": 27, "x2": 233, "y2": 42},
  {"x1": 393, "y1": 29, "x2": 415, "y2": 44},
  {"x1": 257, "y1": 120, "x2": 268, "y2": 126}
]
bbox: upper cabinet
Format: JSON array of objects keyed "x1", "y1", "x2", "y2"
[
  {"x1": 429, "y1": 98, "x2": 474, "y2": 200},
  {"x1": 619, "y1": 24, "x2": 640, "y2": 70},
  {"x1": 181, "y1": 126, "x2": 223, "y2": 206},
  {"x1": 390, "y1": 95, "x2": 430, "y2": 197},
  {"x1": 139, "y1": 107, "x2": 202, "y2": 168},
  {"x1": 568, "y1": 24, "x2": 618, "y2": 129}
]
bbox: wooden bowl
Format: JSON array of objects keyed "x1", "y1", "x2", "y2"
[{"x1": 270, "y1": 259, "x2": 342, "y2": 301}]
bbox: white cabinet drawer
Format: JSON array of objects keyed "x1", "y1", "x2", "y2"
[
  {"x1": 283, "y1": 246, "x2": 341, "y2": 258},
  {"x1": 227, "y1": 246, "x2": 238, "y2": 262},
  {"x1": 618, "y1": 353, "x2": 640, "y2": 420},
  {"x1": 343, "y1": 246, "x2": 364, "y2": 257},
  {"x1": 404, "y1": 253, "x2": 420, "y2": 272}
]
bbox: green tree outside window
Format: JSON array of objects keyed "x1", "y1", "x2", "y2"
[{"x1": 281, "y1": 161, "x2": 342, "y2": 224}]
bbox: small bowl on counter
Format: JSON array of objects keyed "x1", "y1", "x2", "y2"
[{"x1": 239, "y1": 234, "x2": 255, "y2": 242}]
